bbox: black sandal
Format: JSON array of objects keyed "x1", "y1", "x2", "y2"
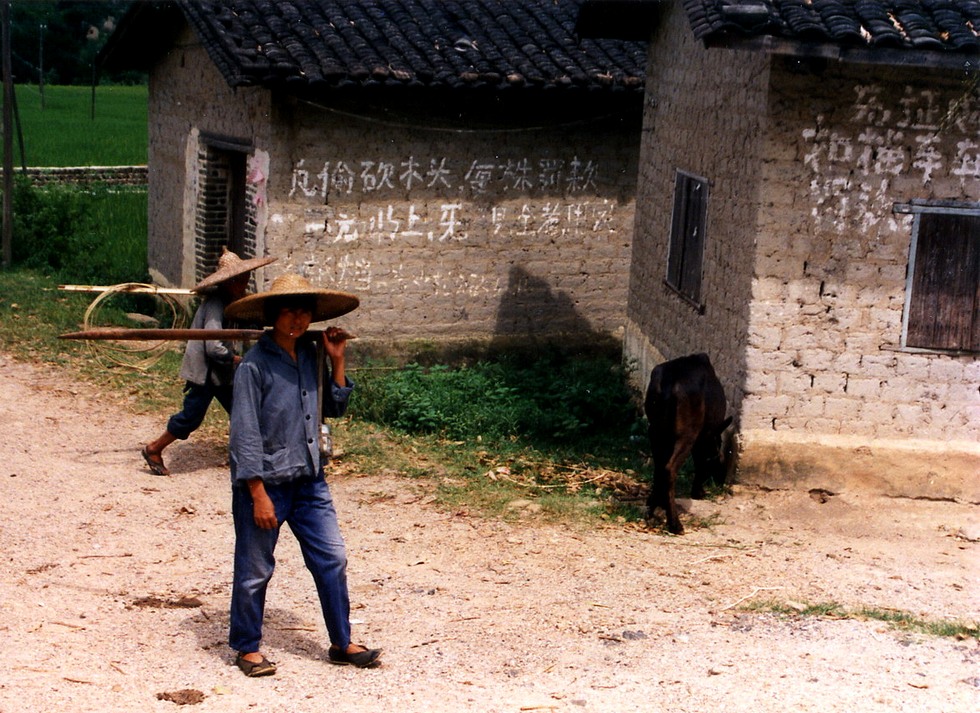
[
  {"x1": 141, "y1": 447, "x2": 170, "y2": 476},
  {"x1": 328, "y1": 645, "x2": 382, "y2": 668},
  {"x1": 235, "y1": 652, "x2": 277, "y2": 677}
]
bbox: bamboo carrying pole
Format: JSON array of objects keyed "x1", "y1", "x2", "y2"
[
  {"x1": 59, "y1": 328, "x2": 266, "y2": 341},
  {"x1": 58, "y1": 284, "x2": 195, "y2": 295},
  {"x1": 59, "y1": 328, "x2": 355, "y2": 342}
]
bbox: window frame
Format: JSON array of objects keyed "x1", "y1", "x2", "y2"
[
  {"x1": 664, "y1": 169, "x2": 709, "y2": 313},
  {"x1": 895, "y1": 199, "x2": 980, "y2": 355}
]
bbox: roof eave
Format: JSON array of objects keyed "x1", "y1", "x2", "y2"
[
  {"x1": 575, "y1": 0, "x2": 663, "y2": 41},
  {"x1": 705, "y1": 35, "x2": 979, "y2": 73}
]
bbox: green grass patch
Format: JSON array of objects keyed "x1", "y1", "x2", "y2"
[
  {"x1": 83, "y1": 186, "x2": 149, "y2": 282},
  {"x1": 336, "y1": 356, "x2": 652, "y2": 527},
  {"x1": 349, "y1": 353, "x2": 640, "y2": 451},
  {"x1": 0, "y1": 269, "x2": 93, "y2": 364},
  {"x1": 13, "y1": 84, "x2": 147, "y2": 166},
  {"x1": 742, "y1": 599, "x2": 979, "y2": 640},
  {"x1": 9, "y1": 179, "x2": 148, "y2": 284}
]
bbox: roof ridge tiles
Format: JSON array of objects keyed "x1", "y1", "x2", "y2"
[
  {"x1": 161, "y1": 0, "x2": 646, "y2": 93},
  {"x1": 683, "y1": 0, "x2": 979, "y2": 60}
]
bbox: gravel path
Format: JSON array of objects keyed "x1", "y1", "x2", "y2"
[{"x1": 1, "y1": 352, "x2": 977, "y2": 712}]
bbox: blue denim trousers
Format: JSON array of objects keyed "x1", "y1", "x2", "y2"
[
  {"x1": 229, "y1": 475, "x2": 351, "y2": 654},
  {"x1": 167, "y1": 380, "x2": 233, "y2": 439}
]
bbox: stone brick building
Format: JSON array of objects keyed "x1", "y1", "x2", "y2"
[
  {"x1": 99, "y1": 0, "x2": 647, "y2": 346},
  {"x1": 580, "y1": 0, "x2": 979, "y2": 498}
]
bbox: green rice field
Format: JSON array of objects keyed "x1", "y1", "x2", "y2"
[
  {"x1": 11, "y1": 84, "x2": 147, "y2": 167},
  {"x1": 80, "y1": 185, "x2": 149, "y2": 284},
  {"x1": 4, "y1": 84, "x2": 149, "y2": 283}
]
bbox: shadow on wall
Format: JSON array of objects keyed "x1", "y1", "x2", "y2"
[
  {"x1": 350, "y1": 266, "x2": 622, "y2": 367},
  {"x1": 490, "y1": 266, "x2": 619, "y2": 356}
]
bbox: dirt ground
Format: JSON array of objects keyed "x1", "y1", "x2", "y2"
[{"x1": 0, "y1": 351, "x2": 977, "y2": 713}]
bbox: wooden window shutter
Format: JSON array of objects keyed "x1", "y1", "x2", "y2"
[
  {"x1": 667, "y1": 175, "x2": 686, "y2": 289},
  {"x1": 680, "y1": 178, "x2": 706, "y2": 298},
  {"x1": 906, "y1": 212, "x2": 980, "y2": 352},
  {"x1": 666, "y1": 171, "x2": 708, "y2": 305}
]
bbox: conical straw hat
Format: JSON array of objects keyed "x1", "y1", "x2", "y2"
[
  {"x1": 192, "y1": 247, "x2": 277, "y2": 293},
  {"x1": 224, "y1": 273, "x2": 359, "y2": 324}
]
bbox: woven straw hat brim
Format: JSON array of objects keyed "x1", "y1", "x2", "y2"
[
  {"x1": 224, "y1": 278, "x2": 359, "y2": 324},
  {"x1": 192, "y1": 255, "x2": 277, "y2": 293}
]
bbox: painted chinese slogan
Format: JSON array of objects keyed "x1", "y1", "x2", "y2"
[
  {"x1": 802, "y1": 84, "x2": 979, "y2": 234},
  {"x1": 288, "y1": 155, "x2": 614, "y2": 244},
  {"x1": 291, "y1": 155, "x2": 600, "y2": 196}
]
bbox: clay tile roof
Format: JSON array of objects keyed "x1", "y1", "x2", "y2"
[
  {"x1": 683, "y1": 0, "x2": 980, "y2": 58},
  {"x1": 108, "y1": 0, "x2": 648, "y2": 94}
]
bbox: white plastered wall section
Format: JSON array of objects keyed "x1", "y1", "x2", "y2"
[
  {"x1": 625, "y1": 6, "x2": 979, "y2": 500},
  {"x1": 737, "y1": 64, "x2": 980, "y2": 499}
]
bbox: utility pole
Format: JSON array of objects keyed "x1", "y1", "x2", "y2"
[
  {"x1": 2, "y1": 0, "x2": 13, "y2": 269},
  {"x1": 39, "y1": 23, "x2": 45, "y2": 110}
]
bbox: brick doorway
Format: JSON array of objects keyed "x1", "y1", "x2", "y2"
[{"x1": 193, "y1": 135, "x2": 256, "y2": 284}]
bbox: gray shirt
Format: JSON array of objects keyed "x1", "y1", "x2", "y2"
[
  {"x1": 230, "y1": 333, "x2": 353, "y2": 486},
  {"x1": 178, "y1": 295, "x2": 237, "y2": 386}
]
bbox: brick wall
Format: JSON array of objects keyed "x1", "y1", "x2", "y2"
[
  {"x1": 147, "y1": 28, "x2": 641, "y2": 345},
  {"x1": 262, "y1": 95, "x2": 640, "y2": 342},
  {"x1": 22, "y1": 165, "x2": 147, "y2": 186},
  {"x1": 192, "y1": 145, "x2": 227, "y2": 283},
  {"x1": 626, "y1": 5, "x2": 979, "y2": 497}
]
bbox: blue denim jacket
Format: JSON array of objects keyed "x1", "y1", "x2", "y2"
[{"x1": 230, "y1": 332, "x2": 353, "y2": 485}]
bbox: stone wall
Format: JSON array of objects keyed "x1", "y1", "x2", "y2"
[
  {"x1": 21, "y1": 165, "x2": 147, "y2": 186},
  {"x1": 625, "y1": 4, "x2": 979, "y2": 498},
  {"x1": 262, "y1": 95, "x2": 640, "y2": 343},
  {"x1": 741, "y1": 62, "x2": 979, "y2": 497},
  {"x1": 626, "y1": 6, "x2": 767, "y2": 408}
]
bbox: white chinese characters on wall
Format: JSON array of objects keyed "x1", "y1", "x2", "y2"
[
  {"x1": 290, "y1": 156, "x2": 600, "y2": 198},
  {"x1": 330, "y1": 251, "x2": 501, "y2": 298},
  {"x1": 285, "y1": 154, "x2": 617, "y2": 297},
  {"x1": 316, "y1": 199, "x2": 616, "y2": 245},
  {"x1": 802, "y1": 84, "x2": 979, "y2": 233},
  {"x1": 289, "y1": 156, "x2": 614, "y2": 244}
]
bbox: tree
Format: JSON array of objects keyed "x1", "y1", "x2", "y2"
[{"x1": 8, "y1": 1, "x2": 136, "y2": 85}]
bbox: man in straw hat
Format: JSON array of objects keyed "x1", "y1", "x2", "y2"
[
  {"x1": 141, "y1": 248, "x2": 276, "y2": 476},
  {"x1": 222, "y1": 273, "x2": 380, "y2": 676}
]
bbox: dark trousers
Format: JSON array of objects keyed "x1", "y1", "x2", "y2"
[{"x1": 166, "y1": 380, "x2": 233, "y2": 439}]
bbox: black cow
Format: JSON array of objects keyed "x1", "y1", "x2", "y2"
[{"x1": 644, "y1": 353, "x2": 732, "y2": 535}]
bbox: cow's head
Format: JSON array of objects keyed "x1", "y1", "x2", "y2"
[{"x1": 705, "y1": 416, "x2": 735, "y2": 486}]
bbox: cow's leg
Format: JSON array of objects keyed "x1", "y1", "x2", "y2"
[
  {"x1": 662, "y1": 396, "x2": 705, "y2": 534},
  {"x1": 646, "y1": 427, "x2": 674, "y2": 520},
  {"x1": 690, "y1": 444, "x2": 711, "y2": 500},
  {"x1": 691, "y1": 418, "x2": 732, "y2": 498},
  {"x1": 662, "y1": 433, "x2": 696, "y2": 534}
]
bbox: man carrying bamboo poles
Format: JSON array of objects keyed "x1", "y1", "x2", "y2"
[
  {"x1": 221, "y1": 273, "x2": 381, "y2": 675},
  {"x1": 141, "y1": 248, "x2": 276, "y2": 476}
]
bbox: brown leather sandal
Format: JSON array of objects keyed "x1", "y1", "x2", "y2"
[{"x1": 235, "y1": 652, "x2": 276, "y2": 677}]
